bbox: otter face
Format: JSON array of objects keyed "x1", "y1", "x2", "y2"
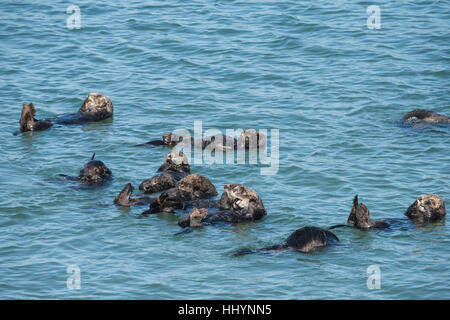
[
  {"x1": 189, "y1": 208, "x2": 208, "y2": 228},
  {"x1": 78, "y1": 93, "x2": 113, "y2": 120},
  {"x1": 177, "y1": 174, "x2": 218, "y2": 200},
  {"x1": 158, "y1": 151, "x2": 190, "y2": 173},
  {"x1": 405, "y1": 194, "x2": 446, "y2": 223},
  {"x1": 236, "y1": 129, "x2": 267, "y2": 150},
  {"x1": 139, "y1": 173, "x2": 175, "y2": 194},
  {"x1": 78, "y1": 159, "x2": 112, "y2": 185},
  {"x1": 218, "y1": 184, "x2": 266, "y2": 221}
]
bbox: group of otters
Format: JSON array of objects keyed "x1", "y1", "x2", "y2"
[{"x1": 19, "y1": 93, "x2": 448, "y2": 255}]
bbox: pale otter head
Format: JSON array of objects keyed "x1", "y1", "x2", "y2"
[
  {"x1": 114, "y1": 183, "x2": 134, "y2": 206},
  {"x1": 405, "y1": 194, "x2": 446, "y2": 223},
  {"x1": 177, "y1": 174, "x2": 218, "y2": 200},
  {"x1": 78, "y1": 153, "x2": 112, "y2": 185},
  {"x1": 158, "y1": 151, "x2": 190, "y2": 173},
  {"x1": 236, "y1": 129, "x2": 267, "y2": 150},
  {"x1": 189, "y1": 208, "x2": 208, "y2": 228},
  {"x1": 218, "y1": 184, "x2": 266, "y2": 220},
  {"x1": 78, "y1": 93, "x2": 113, "y2": 120}
]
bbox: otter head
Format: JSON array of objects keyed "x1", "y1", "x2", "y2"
[
  {"x1": 236, "y1": 129, "x2": 267, "y2": 150},
  {"x1": 189, "y1": 208, "x2": 208, "y2": 228},
  {"x1": 78, "y1": 153, "x2": 112, "y2": 185},
  {"x1": 114, "y1": 183, "x2": 134, "y2": 206},
  {"x1": 157, "y1": 151, "x2": 190, "y2": 173},
  {"x1": 78, "y1": 93, "x2": 113, "y2": 120},
  {"x1": 218, "y1": 184, "x2": 267, "y2": 221},
  {"x1": 20, "y1": 103, "x2": 36, "y2": 132},
  {"x1": 176, "y1": 174, "x2": 218, "y2": 200},
  {"x1": 405, "y1": 194, "x2": 446, "y2": 223}
]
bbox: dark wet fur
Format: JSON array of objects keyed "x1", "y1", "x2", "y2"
[
  {"x1": 233, "y1": 227, "x2": 339, "y2": 256},
  {"x1": 330, "y1": 195, "x2": 389, "y2": 231},
  {"x1": 58, "y1": 153, "x2": 112, "y2": 186}
]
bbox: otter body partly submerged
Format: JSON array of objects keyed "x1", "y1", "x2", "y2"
[{"x1": 19, "y1": 93, "x2": 113, "y2": 133}]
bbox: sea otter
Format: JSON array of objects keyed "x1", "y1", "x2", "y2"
[
  {"x1": 114, "y1": 183, "x2": 154, "y2": 207},
  {"x1": 233, "y1": 226, "x2": 339, "y2": 256},
  {"x1": 140, "y1": 129, "x2": 266, "y2": 151},
  {"x1": 19, "y1": 93, "x2": 113, "y2": 133},
  {"x1": 138, "y1": 150, "x2": 190, "y2": 195},
  {"x1": 177, "y1": 184, "x2": 267, "y2": 227},
  {"x1": 345, "y1": 195, "x2": 389, "y2": 230},
  {"x1": 143, "y1": 173, "x2": 218, "y2": 214},
  {"x1": 59, "y1": 153, "x2": 112, "y2": 186},
  {"x1": 405, "y1": 194, "x2": 446, "y2": 224},
  {"x1": 328, "y1": 195, "x2": 389, "y2": 230},
  {"x1": 402, "y1": 109, "x2": 449, "y2": 124}
]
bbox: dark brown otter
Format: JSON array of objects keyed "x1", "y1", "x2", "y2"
[
  {"x1": 19, "y1": 103, "x2": 53, "y2": 132},
  {"x1": 114, "y1": 183, "x2": 154, "y2": 207},
  {"x1": 348, "y1": 195, "x2": 389, "y2": 230},
  {"x1": 139, "y1": 173, "x2": 176, "y2": 194},
  {"x1": 402, "y1": 109, "x2": 450, "y2": 124},
  {"x1": 59, "y1": 153, "x2": 112, "y2": 186},
  {"x1": 19, "y1": 93, "x2": 113, "y2": 133},
  {"x1": 405, "y1": 194, "x2": 446, "y2": 224},
  {"x1": 138, "y1": 151, "x2": 190, "y2": 196},
  {"x1": 233, "y1": 226, "x2": 339, "y2": 256},
  {"x1": 143, "y1": 173, "x2": 218, "y2": 214}
]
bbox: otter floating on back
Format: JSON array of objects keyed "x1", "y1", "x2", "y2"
[
  {"x1": 402, "y1": 109, "x2": 449, "y2": 124},
  {"x1": 233, "y1": 226, "x2": 339, "y2": 256},
  {"x1": 19, "y1": 93, "x2": 113, "y2": 133},
  {"x1": 59, "y1": 153, "x2": 112, "y2": 186},
  {"x1": 141, "y1": 129, "x2": 266, "y2": 152}
]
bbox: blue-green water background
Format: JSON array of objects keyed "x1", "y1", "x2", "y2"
[{"x1": 0, "y1": 0, "x2": 449, "y2": 299}]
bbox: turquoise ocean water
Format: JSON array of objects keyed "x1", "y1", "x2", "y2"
[{"x1": 0, "y1": 0, "x2": 449, "y2": 299}]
